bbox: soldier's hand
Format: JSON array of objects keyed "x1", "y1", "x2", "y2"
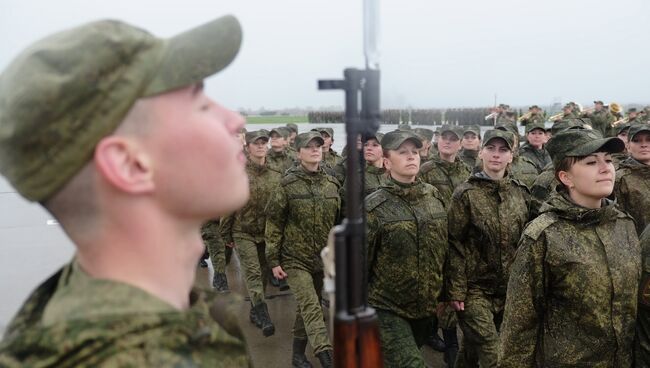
[
  {"x1": 225, "y1": 242, "x2": 235, "y2": 248},
  {"x1": 450, "y1": 300, "x2": 464, "y2": 311},
  {"x1": 272, "y1": 266, "x2": 288, "y2": 280}
]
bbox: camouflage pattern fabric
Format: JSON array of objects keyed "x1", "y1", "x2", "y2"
[
  {"x1": 499, "y1": 193, "x2": 640, "y2": 367},
  {"x1": 635, "y1": 225, "x2": 650, "y2": 366},
  {"x1": 376, "y1": 309, "x2": 433, "y2": 368},
  {"x1": 518, "y1": 143, "x2": 552, "y2": 173},
  {"x1": 529, "y1": 163, "x2": 558, "y2": 214},
  {"x1": 202, "y1": 219, "x2": 227, "y2": 273},
  {"x1": 519, "y1": 113, "x2": 545, "y2": 127},
  {"x1": 233, "y1": 239, "x2": 269, "y2": 305},
  {"x1": 589, "y1": 109, "x2": 615, "y2": 137},
  {"x1": 340, "y1": 164, "x2": 389, "y2": 215},
  {"x1": 323, "y1": 148, "x2": 342, "y2": 168},
  {"x1": 508, "y1": 155, "x2": 539, "y2": 188},
  {"x1": 285, "y1": 268, "x2": 330, "y2": 355},
  {"x1": 366, "y1": 177, "x2": 448, "y2": 319},
  {"x1": 447, "y1": 172, "x2": 531, "y2": 302},
  {"x1": 265, "y1": 164, "x2": 340, "y2": 273},
  {"x1": 0, "y1": 261, "x2": 251, "y2": 367},
  {"x1": 266, "y1": 148, "x2": 295, "y2": 176},
  {"x1": 458, "y1": 148, "x2": 479, "y2": 169},
  {"x1": 455, "y1": 291, "x2": 504, "y2": 368},
  {"x1": 612, "y1": 152, "x2": 629, "y2": 170},
  {"x1": 418, "y1": 156, "x2": 471, "y2": 207},
  {"x1": 615, "y1": 157, "x2": 650, "y2": 235}
]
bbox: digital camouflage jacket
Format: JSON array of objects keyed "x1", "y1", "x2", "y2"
[
  {"x1": 499, "y1": 193, "x2": 640, "y2": 368},
  {"x1": 220, "y1": 159, "x2": 282, "y2": 243},
  {"x1": 0, "y1": 262, "x2": 250, "y2": 367},
  {"x1": 458, "y1": 148, "x2": 479, "y2": 169},
  {"x1": 323, "y1": 148, "x2": 342, "y2": 168},
  {"x1": 265, "y1": 164, "x2": 340, "y2": 273},
  {"x1": 615, "y1": 157, "x2": 650, "y2": 235},
  {"x1": 266, "y1": 148, "x2": 295, "y2": 175},
  {"x1": 339, "y1": 163, "x2": 389, "y2": 215},
  {"x1": 509, "y1": 154, "x2": 539, "y2": 189},
  {"x1": 366, "y1": 177, "x2": 448, "y2": 319},
  {"x1": 418, "y1": 155, "x2": 471, "y2": 207},
  {"x1": 589, "y1": 109, "x2": 615, "y2": 137},
  {"x1": 635, "y1": 226, "x2": 650, "y2": 366},
  {"x1": 446, "y1": 172, "x2": 531, "y2": 301},
  {"x1": 519, "y1": 143, "x2": 552, "y2": 173}
]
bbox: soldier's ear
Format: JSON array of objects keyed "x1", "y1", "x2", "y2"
[
  {"x1": 557, "y1": 170, "x2": 574, "y2": 190},
  {"x1": 93, "y1": 136, "x2": 155, "y2": 195}
]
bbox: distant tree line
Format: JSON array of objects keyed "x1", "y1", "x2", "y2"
[{"x1": 308, "y1": 108, "x2": 499, "y2": 126}]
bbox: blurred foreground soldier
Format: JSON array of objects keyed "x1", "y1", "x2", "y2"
[
  {"x1": 265, "y1": 131, "x2": 340, "y2": 368},
  {"x1": 458, "y1": 125, "x2": 481, "y2": 168},
  {"x1": 447, "y1": 130, "x2": 530, "y2": 368},
  {"x1": 366, "y1": 130, "x2": 448, "y2": 368},
  {"x1": 0, "y1": 16, "x2": 252, "y2": 366},
  {"x1": 267, "y1": 127, "x2": 295, "y2": 174},
  {"x1": 518, "y1": 122, "x2": 551, "y2": 172},
  {"x1": 500, "y1": 129, "x2": 639, "y2": 367},
  {"x1": 220, "y1": 131, "x2": 281, "y2": 337},
  {"x1": 615, "y1": 124, "x2": 650, "y2": 235},
  {"x1": 202, "y1": 219, "x2": 230, "y2": 291}
]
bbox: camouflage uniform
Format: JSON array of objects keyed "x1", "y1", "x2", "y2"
[
  {"x1": 458, "y1": 148, "x2": 479, "y2": 169},
  {"x1": 518, "y1": 113, "x2": 544, "y2": 127},
  {"x1": 447, "y1": 171, "x2": 530, "y2": 368},
  {"x1": 266, "y1": 148, "x2": 295, "y2": 175},
  {"x1": 518, "y1": 142, "x2": 551, "y2": 173},
  {"x1": 635, "y1": 226, "x2": 650, "y2": 366},
  {"x1": 202, "y1": 219, "x2": 228, "y2": 274},
  {"x1": 220, "y1": 159, "x2": 281, "y2": 306},
  {"x1": 615, "y1": 157, "x2": 650, "y2": 235},
  {"x1": 419, "y1": 156, "x2": 471, "y2": 207},
  {"x1": 265, "y1": 164, "x2": 340, "y2": 355},
  {"x1": 0, "y1": 261, "x2": 250, "y2": 367},
  {"x1": 530, "y1": 163, "x2": 557, "y2": 212},
  {"x1": 508, "y1": 155, "x2": 539, "y2": 188},
  {"x1": 366, "y1": 177, "x2": 448, "y2": 368},
  {"x1": 500, "y1": 193, "x2": 640, "y2": 367},
  {"x1": 589, "y1": 109, "x2": 614, "y2": 137},
  {"x1": 340, "y1": 164, "x2": 389, "y2": 215},
  {"x1": 323, "y1": 148, "x2": 342, "y2": 168}
]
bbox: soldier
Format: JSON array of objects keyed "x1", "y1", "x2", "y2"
[
  {"x1": 518, "y1": 105, "x2": 545, "y2": 127},
  {"x1": 614, "y1": 124, "x2": 650, "y2": 235},
  {"x1": 584, "y1": 100, "x2": 613, "y2": 137},
  {"x1": 518, "y1": 122, "x2": 551, "y2": 172},
  {"x1": 639, "y1": 106, "x2": 650, "y2": 124},
  {"x1": 312, "y1": 127, "x2": 342, "y2": 168},
  {"x1": 414, "y1": 127, "x2": 436, "y2": 163},
  {"x1": 635, "y1": 225, "x2": 650, "y2": 365},
  {"x1": 265, "y1": 131, "x2": 340, "y2": 368},
  {"x1": 220, "y1": 130, "x2": 282, "y2": 337},
  {"x1": 458, "y1": 125, "x2": 481, "y2": 169},
  {"x1": 286, "y1": 122, "x2": 299, "y2": 146},
  {"x1": 500, "y1": 129, "x2": 639, "y2": 367},
  {"x1": 202, "y1": 218, "x2": 231, "y2": 291},
  {"x1": 365, "y1": 130, "x2": 448, "y2": 368},
  {"x1": 419, "y1": 125, "x2": 471, "y2": 206},
  {"x1": 267, "y1": 127, "x2": 296, "y2": 174},
  {"x1": 338, "y1": 132, "x2": 388, "y2": 209},
  {"x1": 494, "y1": 124, "x2": 539, "y2": 188},
  {"x1": 0, "y1": 16, "x2": 251, "y2": 366},
  {"x1": 447, "y1": 129, "x2": 531, "y2": 368},
  {"x1": 628, "y1": 107, "x2": 640, "y2": 124},
  {"x1": 612, "y1": 122, "x2": 631, "y2": 168},
  {"x1": 552, "y1": 103, "x2": 576, "y2": 123}
]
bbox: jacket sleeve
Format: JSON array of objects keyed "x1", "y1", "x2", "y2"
[
  {"x1": 499, "y1": 234, "x2": 547, "y2": 368},
  {"x1": 219, "y1": 214, "x2": 235, "y2": 245},
  {"x1": 264, "y1": 186, "x2": 288, "y2": 268},
  {"x1": 365, "y1": 209, "x2": 380, "y2": 279},
  {"x1": 446, "y1": 192, "x2": 471, "y2": 301}
]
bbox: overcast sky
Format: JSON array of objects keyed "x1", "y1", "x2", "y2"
[{"x1": 2, "y1": 0, "x2": 649, "y2": 110}]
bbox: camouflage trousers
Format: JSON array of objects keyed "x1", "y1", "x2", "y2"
[
  {"x1": 456, "y1": 292, "x2": 504, "y2": 368},
  {"x1": 234, "y1": 238, "x2": 269, "y2": 305},
  {"x1": 286, "y1": 268, "x2": 331, "y2": 354},
  {"x1": 376, "y1": 309, "x2": 433, "y2": 368},
  {"x1": 206, "y1": 237, "x2": 230, "y2": 274}
]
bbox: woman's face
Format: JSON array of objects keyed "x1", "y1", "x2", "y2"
[
  {"x1": 559, "y1": 152, "x2": 615, "y2": 204},
  {"x1": 479, "y1": 138, "x2": 513, "y2": 175},
  {"x1": 628, "y1": 131, "x2": 650, "y2": 165},
  {"x1": 527, "y1": 129, "x2": 547, "y2": 149},
  {"x1": 364, "y1": 138, "x2": 383, "y2": 164},
  {"x1": 384, "y1": 140, "x2": 420, "y2": 183},
  {"x1": 461, "y1": 132, "x2": 480, "y2": 150}
]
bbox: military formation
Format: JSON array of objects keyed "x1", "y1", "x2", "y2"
[{"x1": 2, "y1": 11, "x2": 650, "y2": 368}]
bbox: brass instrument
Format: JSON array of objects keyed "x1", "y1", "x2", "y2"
[
  {"x1": 548, "y1": 112, "x2": 564, "y2": 121},
  {"x1": 517, "y1": 111, "x2": 533, "y2": 122},
  {"x1": 484, "y1": 111, "x2": 499, "y2": 121},
  {"x1": 611, "y1": 117, "x2": 629, "y2": 127}
]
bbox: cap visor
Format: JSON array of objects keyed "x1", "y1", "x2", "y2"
[
  {"x1": 143, "y1": 15, "x2": 242, "y2": 96},
  {"x1": 570, "y1": 137, "x2": 625, "y2": 156},
  {"x1": 404, "y1": 137, "x2": 423, "y2": 149}
]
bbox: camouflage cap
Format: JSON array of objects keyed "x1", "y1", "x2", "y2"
[
  {"x1": 270, "y1": 127, "x2": 291, "y2": 139},
  {"x1": 525, "y1": 121, "x2": 547, "y2": 134},
  {"x1": 615, "y1": 122, "x2": 632, "y2": 136},
  {"x1": 414, "y1": 127, "x2": 435, "y2": 141},
  {"x1": 495, "y1": 122, "x2": 519, "y2": 136},
  {"x1": 245, "y1": 130, "x2": 269, "y2": 144},
  {"x1": 312, "y1": 127, "x2": 334, "y2": 138},
  {"x1": 295, "y1": 131, "x2": 324, "y2": 149},
  {"x1": 628, "y1": 123, "x2": 650, "y2": 140},
  {"x1": 593, "y1": 100, "x2": 604, "y2": 105},
  {"x1": 550, "y1": 119, "x2": 588, "y2": 135},
  {"x1": 0, "y1": 16, "x2": 242, "y2": 201},
  {"x1": 628, "y1": 107, "x2": 638, "y2": 114},
  {"x1": 546, "y1": 129, "x2": 625, "y2": 167},
  {"x1": 285, "y1": 123, "x2": 298, "y2": 134},
  {"x1": 439, "y1": 125, "x2": 464, "y2": 140},
  {"x1": 482, "y1": 129, "x2": 514, "y2": 150},
  {"x1": 397, "y1": 123, "x2": 412, "y2": 131},
  {"x1": 364, "y1": 131, "x2": 384, "y2": 143},
  {"x1": 463, "y1": 125, "x2": 481, "y2": 137},
  {"x1": 529, "y1": 105, "x2": 540, "y2": 110},
  {"x1": 381, "y1": 130, "x2": 423, "y2": 150}
]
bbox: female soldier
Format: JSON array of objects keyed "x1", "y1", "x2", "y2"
[
  {"x1": 500, "y1": 129, "x2": 640, "y2": 367},
  {"x1": 446, "y1": 129, "x2": 530, "y2": 368},
  {"x1": 615, "y1": 123, "x2": 650, "y2": 235},
  {"x1": 365, "y1": 130, "x2": 448, "y2": 367},
  {"x1": 265, "y1": 131, "x2": 340, "y2": 368}
]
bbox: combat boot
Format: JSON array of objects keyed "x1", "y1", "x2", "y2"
[
  {"x1": 443, "y1": 327, "x2": 459, "y2": 368},
  {"x1": 425, "y1": 332, "x2": 446, "y2": 352},
  {"x1": 292, "y1": 338, "x2": 313, "y2": 368},
  {"x1": 212, "y1": 272, "x2": 229, "y2": 292},
  {"x1": 249, "y1": 304, "x2": 262, "y2": 328},
  {"x1": 255, "y1": 302, "x2": 275, "y2": 337},
  {"x1": 316, "y1": 350, "x2": 333, "y2": 368}
]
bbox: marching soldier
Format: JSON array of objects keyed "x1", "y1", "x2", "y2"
[
  {"x1": 286, "y1": 123, "x2": 299, "y2": 146},
  {"x1": 312, "y1": 127, "x2": 342, "y2": 168},
  {"x1": 518, "y1": 105, "x2": 545, "y2": 127},
  {"x1": 635, "y1": 225, "x2": 650, "y2": 365},
  {"x1": 494, "y1": 124, "x2": 539, "y2": 188},
  {"x1": 267, "y1": 127, "x2": 296, "y2": 174},
  {"x1": 518, "y1": 122, "x2": 551, "y2": 172},
  {"x1": 414, "y1": 127, "x2": 436, "y2": 164},
  {"x1": 203, "y1": 219, "x2": 231, "y2": 291},
  {"x1": 458, "y1": 125, "x2": 481, "y2": 169}
]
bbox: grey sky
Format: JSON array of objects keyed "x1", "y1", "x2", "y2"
[{"x1": 2, "y1": 0, "x2": 649, "y2": 110}]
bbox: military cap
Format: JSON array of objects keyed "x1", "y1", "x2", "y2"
[
  {"x1": 529, "y1": 105, "x2": 540, "y2": 110},
  {"x1": 270, "y1": 127, "x2": 291, "y2": 139},
  {"x1": 397, "y1": 123, "x2": 412, "y2": 131},
  {"x1": 594, "y1": 100, "x2": 604, "y2": 105},
  {"x1": 546, "y1": 129, "x2": 625, "y2": 167},
  {"x1": 482, "y1": 129, "x2": 514, "y2": 150},
  {"x1": 381, "y1": 130, "x2": 423, "y2": 150},
  {"x1": 438, "y1": 125, "x2": 464, "y2": 140},
  {"x1": 628, "y1": 108, "x2": 638, "y2": 114},
  {"x1": 312, "y1": 127, "x2": 335, "y2": 138},
  {"x1": 0, "y1": 16, "x2": 242, "y2": 202},
  {"x1": 245, "y1": 130, "x2": 269, "y2": 144},
  {"x1": 258, "y1": 129, "x2": 270, "y2": 136},
  {"x1": 563, "y1": 103, "x2": 573, "y2": 109},
  {"x1": 295, "y1": 131, "x2": 325, "y2": 149},
  {"x1": 285, "y1": 123, "x2": 299, "y2": 134},
  {"x1": 498, "y1": 104, "x2": 510, "y2": 109},
  {"x1": 463, "y1": 125, "x2": 481, "y2": 137},
  {"x1": 414, "y1": 127, "x2": 435, "y2": 141},
  {"x1": 364, "y1": 131, "x2": 384, "y2": 143},
  {"x1": 615, "y1": 122, "x2": 631, "y2": 136},
  {"x1": 550, "y1": 119, "x2": 587, "y2": 135},
  {"x1": 495, "y1": 122, "x2": 519, "y2": 136},
  {"x1": 525, "y1": 121, "x2": 547, "y2": 134},
  {"x1": 628, "y1": 123, "x2": 650, "y2": 140}
]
